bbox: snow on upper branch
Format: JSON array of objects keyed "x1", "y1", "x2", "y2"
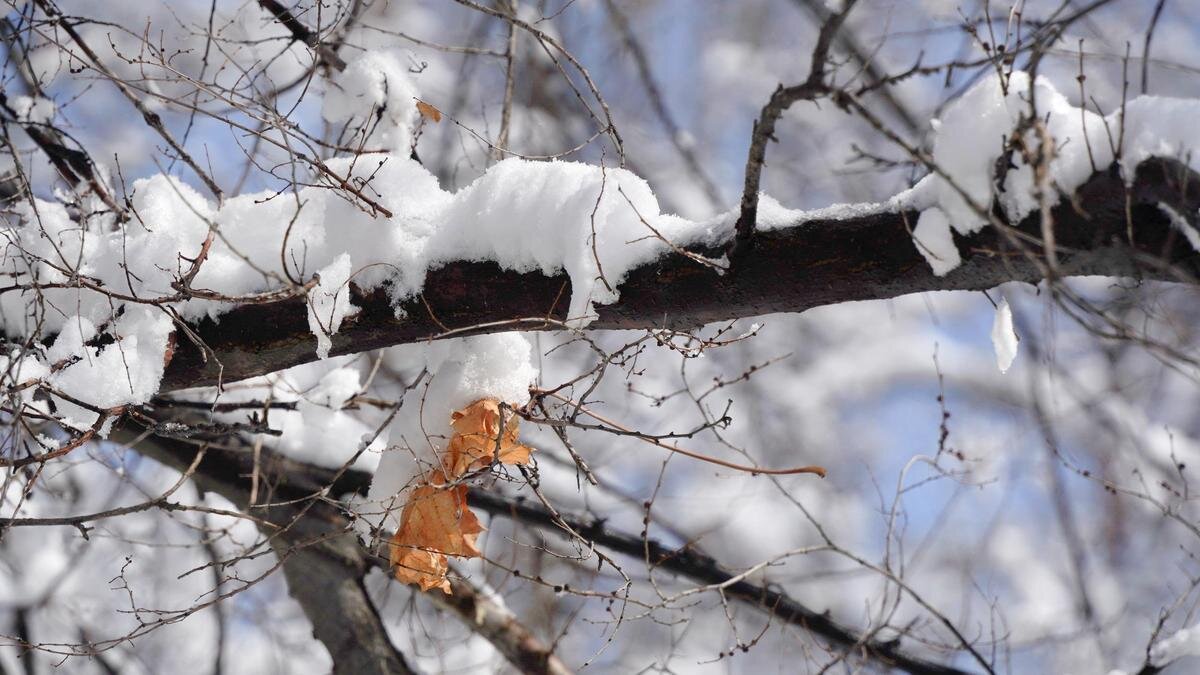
[
  {"x1": 752, "y1": 70, "x2": 1200, "y2": 278},
  {"x1": 911, "y1": 70, "x2": 1200, "y2": 277},
  {"x1": 0, "y1": 53, "x2": 714, "y2": 430},
  {"x1": 3, "y1": 53, "x2": 1199, "y2": 433}
]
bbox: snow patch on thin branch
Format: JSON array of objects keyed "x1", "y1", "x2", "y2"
[
  {"x1": 1157, "y1": 202, "x2": 1200, "y2": 252},
  {"x1": 1150, "y1": 621, "x2": 1200, "y2": 667}
]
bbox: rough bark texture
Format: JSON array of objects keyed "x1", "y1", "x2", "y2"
[
  {"x1": 272, "y1": 527, "x2": 415, "y2": 675},
  {"x1": 159, "y1": 159, "x2": 1200, "y2": 392}
]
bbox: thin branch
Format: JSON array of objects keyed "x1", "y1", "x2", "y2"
[
  {"x1": 31, "y1": 0, "x2": 225, "y2": 201},
  {"x1": 601, "y1": 0, "x2": 723, "y2": 211},
  {"x1": 730, "y1": 0, "x2": 860, "y2": 260},
  {"x1": 493, "y1": 0, "x2": 518, "y2": 161},
  {"x1": 257, "y1": 0, "x2": 348, "y2": 72}
]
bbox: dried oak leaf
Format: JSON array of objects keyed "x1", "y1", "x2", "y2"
[
  {"x1": 390, "y1": 398, "x2": 532, "y2": 593},
  {"x1": 390, "y1": 478, "x2": 483, "y2": 593},
  {"x1": 415, "y1": 99, "x2": 442, "y2": 122},
  {"x1": 443, "y1": 398, "x2": 532, "y2": 477}
]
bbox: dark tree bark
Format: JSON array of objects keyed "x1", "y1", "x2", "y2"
[
  {"x1": 271, "y1": 526, "x2": 416, "y2": 675},
  {"x1": 160, "y1": 159, "x2": 1200, "y2": 392}
]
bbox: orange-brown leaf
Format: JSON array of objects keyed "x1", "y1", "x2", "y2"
[
  {"x1": 390, "y1": 398, "x2": 531, "y2": 592},
  {"x1": 390, "y1": 479, "x2": 483, "y2": 593},
  {"x1": 443, "y1": 398, "x2": 532, "y2": 477},
  {"x1": 416, "y1": 100, "x2": 442, "y2": 122}
]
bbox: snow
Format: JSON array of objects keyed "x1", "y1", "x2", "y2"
[
  {"x1": 10, "y1": 95, "x2": 55, "y2": 124},
  {"x1": 911, "y1": 71, "x2": 1200, "y2": 276},
  {"x1": 0, "y1": 148, "x2": 675, "y2": 430},
  {"x1": 432, "y1": 159, "x2": 682, "y2": 323},
  {"x1": 747, "y1": 175, "x2": 935, "y2": 233},
  {"x1": 1157, "y1": 202, "x2": 1200, "y2": 252},
  {"x1": 322, "y1": 50, "x2": 421, "y2": 153},
  {"x1": 44, "y1": 307, "x2": 174, "y2": 429},
  {"x1": 991, "y1": 296, "x2": 1019, "y2": 373},
  {"x1": 362, "y1": 332, "x2": 537, "y2": 532},
  {"x1": 912, "y1": 207, "x2": 961, "y2": 276},
  {"x1": 923, "y1": 71, "x2": 1108, "y2": 235},
  {"x1": 1119, "y1": 96, "x2": 1200, "y2": 180},
  {"x1": 1151, "y1": 621, "x2": 1200, "y2": 666},
  {"x1": 1, "y1": 55, "x2": 1198, "y2": 447},
  {"x1": 307, "y1": 253, "x2": 357, "y2": 359},
  {"x1": 0, "y1": 148, "x2": 711, "y2": 336}
]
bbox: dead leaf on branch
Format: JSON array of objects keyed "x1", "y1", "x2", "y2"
[
  {"x1": 390, "y1": 479, "x2": 483, "y2": 593},
  {"x1": 444, "y1": 398, "x2": 532, "y2": 476},
  {"x1": 389, "y1": 398, "x2": 532, "y2": 593},
  {"x1": 415, "y1": 99, "x2": 442, "y2": 122}
]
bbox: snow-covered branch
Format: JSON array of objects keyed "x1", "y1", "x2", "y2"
[{"x1": 159, "y1": 156, "x2": 1200, "y2": 391}]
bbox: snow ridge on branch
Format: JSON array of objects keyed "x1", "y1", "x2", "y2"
[{"x1": 3, "y1": 63, "x2": 1200, "y2": 427}]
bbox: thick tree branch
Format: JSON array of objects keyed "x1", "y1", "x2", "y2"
[
  {"x1": 111, "y1": 430, "x2": 417, "y2": 675},
  {"x1": 271, "y1": 522, "x2": 416, "y2": 675},
  {"x1": 125, "y1": 431, "x2": 969, "y2": 674},
  {"x1": 159, "y1": 159, "x2": 1200, "y2": 392},
  {"x1": 429, "y1": 575, "x2": 574, "y2": 675},
  {"x1": 119, "y1": 427, "x2": 574, "y2": 675}
]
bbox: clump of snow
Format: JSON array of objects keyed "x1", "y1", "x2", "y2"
[
  {"x1": 912, "y1": 207, "x2": 960, "y2": 276},
  {"x1": 44, "y1": 307, "x2": 174, "y2": 430},
  {"x1": 307, "y1": 253, "x2": 357, "y2": 359},
  {"x1": 433, "y1": 160, "x2": 679, "y2": 323},
  {"x1": 911, "y1": 70, "x2": 1200, "y2": 276},
  {"x1": 927, "y1": 71, "x2": 1107, "y2": 235},
  {"x1": 322, "y1": 50, "x2": 421, "y2": 152},
  {"x1": 1157, "y1": 202, "x2": 1200, "y2": 252},
  {"x1": 991, "y1": 296, "x2": 1019, "y2": 374},
  {"x1": 1118, "y1": 96, "x2": 1200, "y2": 179},
  {"x1": 1150, "y1": 621, "x2": 1200, "y2": 666},
  {"x1": 10, "y1": 95, "x2": 56, "y2": 124},
  {"x1": 363, "y1": 332, "x2": 537, "y2": 532}
]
